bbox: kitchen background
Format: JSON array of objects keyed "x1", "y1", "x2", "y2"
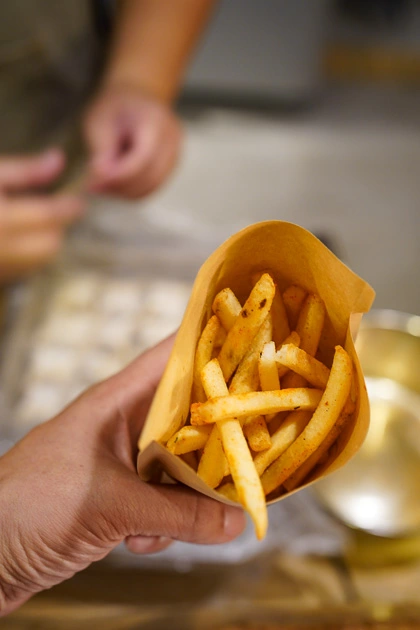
[{"x1": 1, "y1": 1, "x2": 420, "y2": 627}]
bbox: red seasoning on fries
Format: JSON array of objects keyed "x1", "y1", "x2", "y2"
[{"x1": 137, "y1": 221, "x2": 375, "y2": 542}]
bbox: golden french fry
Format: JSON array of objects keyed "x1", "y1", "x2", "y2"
[
  {"x1": 243, "y1": 415, "x2": 271, "y2": 452},
  {"x1": 179, "y1": 451, "x2": 199, "y2": 471},
  {"x1": 218, "y1": 273, "x2": 275, "y2": 382},
  {"x1": 201, "y1": 358, "x2": 267, "y2": 540},
  {"x1": 261, "y1": 345, "x2": 353, "y2": 496},
  {"x1": 197, "y1": 425, "x2": 229, "y2": 488},
  {"x1": 190, "y1": 388, "x2": 323, "y2": 425},
  {"x1": 217, "y1": 482, "x2": 238, "y2": 502},
  {"x1": 275, "y1": 343, "x2": 330, "y2": 389},
  {"x1": 282, "y1": 285, "x2": 306, "y2": 329},
  {"x1": 295, "y1": 293, "x2": 326, "y2": 357},
  {"x1": 258, "y1": 339, "x2": 280, "y2": 423},
  {"x1": 252, "y1": 272, "x2": 290, "y2": 345},
  {"x1": 259, "y1": 341, "x2": 280, "y2": 391},
  {"x1": 283, "y1": 406, "x2": 354, "y2": 491},
  {"x1": 167, "y1": 425, "x2": 212, "y2": 454},
  {"x1": 193, "y1": 315, "x2": 225, "y2": 403},
  {"x1": 229, "y1": 316, "x2": 272, "y2": 395},
  {"x1": 212, "y1": 288, "x2": 242, "y2": 331},
  {"x1": 276, "y1": 330, "x2": 300, "y2": 378},
  {"x1": 253, "y1": 410, "x2": 311, "y2": 475}
]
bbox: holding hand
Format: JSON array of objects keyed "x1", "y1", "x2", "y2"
[
  {"x1": 0, "y1": 336, "x2": 245, "y2": 616},
  {"x1": 0, "y1": 150, "x2": 84, "y2": 283},
  {"x1": 84, "y1": 84, "x2": 182, "y2": 199}
]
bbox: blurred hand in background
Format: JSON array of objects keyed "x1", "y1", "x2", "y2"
[
  {"x1": 0, "y1": 150, "x2": 84, "y2": 283},
  {"x1": 84, "y1": 84, "x2": 182, "y2": 199}
]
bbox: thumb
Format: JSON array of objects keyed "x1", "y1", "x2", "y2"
[
  {"x1": 113, "y1": 473, "x2": 246, "y2": 546},
  {"x1": 84, "y1": 107, "x2": 122, "y2": 181},
  {"x1": 0, "y1": 149, "x2": 65, "y2": 192}
]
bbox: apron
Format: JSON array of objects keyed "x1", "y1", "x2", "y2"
[{"x1": 0, "y1": 0, "x2": 105, "y2": 170}]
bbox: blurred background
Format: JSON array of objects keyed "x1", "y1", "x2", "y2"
[{"x1": 1, "y1": 0, "x2": 420, "y2": 628}]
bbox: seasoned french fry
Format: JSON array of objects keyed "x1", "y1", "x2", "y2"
[
  {"x1": 218, "y1": 273, "x2": 275, "y2": 382},
  {"x1": 283, "y1": 285, "x2": 306, "y2": 329},
  {"x1": 243, "y1": 415, "x2": 271, "y2": 452},
  {"x1": 193, "y1": 315, "x2": 225, "y2": 403},
  {"x1": 191, "y1": 388, "x2": 323, "y2": 425},
  {"x1": 179, "y1": 451, "x2": 199, "y2": 471},
  {"x1": 276, "y1": 331, "x2": 300, "y2": 379},
  {"x1": 275, "y1": 344, "x2": 330, "y2": 389},
  {"x1": 283, "y1": 407, "x2": 353, "y2": 491},
  {"x1": 258, "y1": 339, "x2": 280, "y2": 423},
  {"x1": 197, "y1": 425, "x2": 229, "y2": 488},
  {"x1": 253, "y1": 410, "x2": 312, "y2": 475},
  {"x1": 261, "y1": 345, "x2": 352, "y2": 496},
  {"x1": 167, "y1": 425, "x2": 212, "y2": 454},
  {"x1": 229, "y1": 316, "x2": 272, "y2": 395},
  {"x1": 217, "y1": 482, "x2": 238, "y2": 502},
  {"x1": 252, "y1": 272, "x2": 290, "y2": 345},
  {"x1": 295, "y1": 293, "x2": 326, "y2": 357},
  {"x1": 212, "y1": 288, "x2": 242, "y2": 331},
  {"x1": 259, "y1": 341, "x2": 280, "y2": 391},
  {"x1": 201, "y1": 358, "x2": 267, "y2": 540}
]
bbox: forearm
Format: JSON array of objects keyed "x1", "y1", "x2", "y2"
[{"x1": 103, "y1": 0, "x2": 217, "y2": 103}]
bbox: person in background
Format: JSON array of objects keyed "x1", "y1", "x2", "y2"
[
  {"x1": 0, "y1": 335, "x2": 245, "y2": 616},
  {"x1": 0, "y1": 0, "x2": 216, "y2": 283}
]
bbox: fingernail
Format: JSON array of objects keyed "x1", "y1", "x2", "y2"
[{"x1": 224, "y1": 507, "x2": 246, "y2": 539}]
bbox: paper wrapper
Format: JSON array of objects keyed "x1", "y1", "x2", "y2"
[{"x1": 137, "y1": 221, "x2": 375, "y2": 507}]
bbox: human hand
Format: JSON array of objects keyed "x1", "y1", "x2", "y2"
[
  {"x1": 0, "y1": 336, "x2": 245, "y2": 616},
  {"x1": 84, "y1": 84, "x2": 182, "y2": 199},
  {"x1": 0, "y1": 150, "x2": 85, "y2": 283}
]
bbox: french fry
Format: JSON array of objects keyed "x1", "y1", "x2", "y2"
[
  {"x1": 179, "y1": 451, "x2": 199, "y2": 471},
  {"x1": 212, "y1": 288, "x2": 242, "y2": 331},
  {"x1": 197, "y1": 425, "x2": 229, "y2": 488},
  {"x1": 258, "y1": 339, "x2": 280, "y2": 424},
  {"x1": 283, "y1": 285, "x2": 307, "y2": 329},
  {"x1": 167, "y1": 425, "x2": 212, "y2": 454},
  {"x1": 230, "y1": 319, "x2": 273, "y2": 452},
  {"x1": 229, "y1": 316, "x2": 272, "y2": 395},
  {"x1": 281, "y1": 293, "x2": 325, "y2": 389},
  {"x1": 253, "y1": 410, "x2": 312, "y2": 475},
  {"x1": 275, "y1": 344, "x2": 330, "y2": 389},
  {"x1": 191, "y1": 388, "x2": 323, "y2": 425},
  {"x1": 261, "y1": 345, "x2": 352, "y2": 496},
  {"x1": 283, "y1": 406, "x2": 354, "y2": 491},
  {"x1": 276, "y1": 331, "x2": 300, "y2": 379},
  {"x1": 218, "y1": 273, "x2": 275, "y2": 382},
  {"x1": 243, "y1": 415, "x2": 271, "y2": 452},
  {"x1": 295, "y1": 293, "x2": 326, "y2": 357},
  {"x1": 259, "y1": 341, "x2": 280, "y2": 391},
  {"x1": 201, "y1": 358, "x2": 267, "y2": 540},
  {"x1": 193, "y1": 315, "x2": 226, "y2": 403},
  {"x1": 252, "y1": 272, "x2": 290, "y2": 345}
]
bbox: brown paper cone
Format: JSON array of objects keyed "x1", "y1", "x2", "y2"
[{"x1": 137, "y1": 221, "x2": 375, "y2": 508}]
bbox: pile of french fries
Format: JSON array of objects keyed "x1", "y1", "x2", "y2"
[{"x1": 165, "y1": 273, "x2": 356, "y2": 540}]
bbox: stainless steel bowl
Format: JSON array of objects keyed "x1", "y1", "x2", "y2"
[{"x1": 314, "y1": 309, "x2": 420, "y2": 538}]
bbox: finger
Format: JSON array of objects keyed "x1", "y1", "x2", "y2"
[
  {"x1": 84, "y1": 103, "x2": 123, "y2": 179},
  {"x1": 0, "y1": 149, "x2": 65, "y2": 192},
  {"x1": 87, "y1": 110, "x2": 164, "y2": 192},
  {"x1": 104, "y1": 133, "x2": 181, "y2": 200},
  {"x1": 0, "y1": 194, "x2": 85, "y2": 233},
  {"x1": 94, "y1": 116, "x2": 182, "y2": 199},
  {"x1": 115, "y1": 476, "x2": 246, "y2": 545},
  {"x1": 125, "y1": 535, "x2": 173, "y2": 555},
  {"x1": 0, "y1": 229, "x2": 63, "y2": 273}
]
